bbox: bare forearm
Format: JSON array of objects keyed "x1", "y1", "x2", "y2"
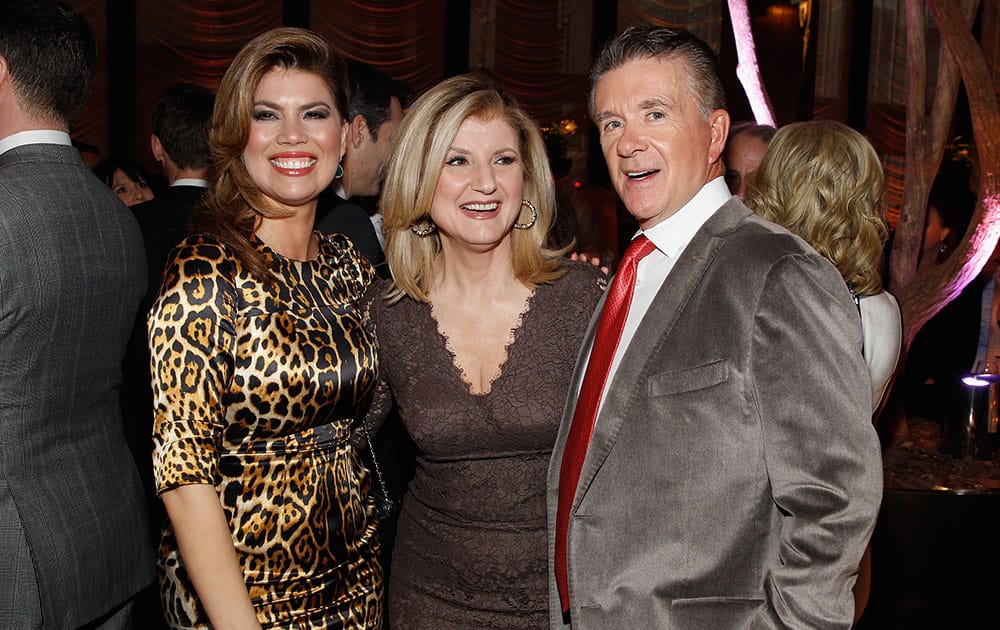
[{"x1": 162, "y1": 484, "x2": 262, "y2": 630}]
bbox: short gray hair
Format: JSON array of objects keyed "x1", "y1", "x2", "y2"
[{"x1": 589, "y1": 25, "x2": 726, "y2": 120}]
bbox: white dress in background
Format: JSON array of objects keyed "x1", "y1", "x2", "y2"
[{"x1": 859, "y1": 290, "x2": 902, "y2": 413}]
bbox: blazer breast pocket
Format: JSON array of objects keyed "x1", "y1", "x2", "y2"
[
  {"x1": 668, "y1": 596, "x2": 763, "y2": 630},
  {"x1": 648, "y1": 359, "x2": 729, "y2": 397}
]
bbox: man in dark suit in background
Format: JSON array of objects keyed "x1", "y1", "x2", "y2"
[
  {"x1": 134, "y1": 82, "x2": 214, "y2": 291},
  {"x1": 548, "y1": 26, "x2": 882, "y2": 628},
  {"x1": 0, "y1": 2, "x2": 154, "y2": 627},
  {"x1": 124, "y1": 82, "x2": 214, "y2": 546},
  {"x1": 315, "y1": 60, "x2": 406, "y2": 279}
]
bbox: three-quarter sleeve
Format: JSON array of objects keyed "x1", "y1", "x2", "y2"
[{"x1": 149, "y1": 240, "x2": 238, "y2": 493}]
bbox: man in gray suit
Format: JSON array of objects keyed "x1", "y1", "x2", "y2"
[
  {"x1": 548, "y1": 26, "x2": 882, "y2": 629},
  {"x1": 0, "y1": 2, "x2": 154, "y2": 628}
]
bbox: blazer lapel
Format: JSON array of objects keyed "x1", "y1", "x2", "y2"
[{"x1": 571, "y1": 200, "x2": 750, "y2": 509}]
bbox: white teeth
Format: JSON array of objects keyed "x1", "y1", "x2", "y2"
[
  {"x1": 461, "y1": 202, "x2": 499, "y2": 211},
  {"x1": 270, "y1": 158, "x2": 316, "y2": 170},
  {"x1": 627, "y1": 170, "x2": 654, "y2": 179}
]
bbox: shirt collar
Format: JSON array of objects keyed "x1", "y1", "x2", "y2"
[
  {"x1": 0, "y1": 130, "x2": 72, "y2": 156},
  {"x1": 641, "y1": 177, "x2": 732, "y2": 259},
  {"x1": 171, "y1": 178, "x2": 210, "y2": 188}
]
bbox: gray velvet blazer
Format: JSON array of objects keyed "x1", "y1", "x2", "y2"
[
  {"x1": 0, "y1": 143, "x2": 154, "y2": 627},
  {"x1": 547, "y1": 198, "x2": 882, "y2": 629}
]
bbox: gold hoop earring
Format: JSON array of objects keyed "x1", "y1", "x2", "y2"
[
  {"x1": 514, "y1": 199, "x2": 537, "y2": 230},
  {"x1": 410, "y1": 220, "x2": 437, "y2": 237}
]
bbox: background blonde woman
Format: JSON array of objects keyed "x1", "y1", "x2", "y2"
[
  {"x1": 746, "y1": 119, "x2": 901, "y2": 414},
  {"x1": 362, "y1": 74, "x2": 605, "y2": 628}
]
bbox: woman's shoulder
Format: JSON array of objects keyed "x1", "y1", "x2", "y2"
[
  {"x1": 860, "y1": 289, "x2": 901, "y2": 322},
  {"x1": 160, "y1": 233, "x2": 242, "y2": 294},
  {"x1": 532, "y1": 258, "x2": 607, "y2": 315},
  {"x1": 318, "y1": 230, "x2": 366, "y2": 261},
  {"x1": 318, "y1": 231, "x2": 376, "y2": 278},
  {"x1": 169, "y1": 233, "x2": 236, "y2": 265},
  {"x1": 557, "y1": 258, "x2": 609, "y2": 294}
]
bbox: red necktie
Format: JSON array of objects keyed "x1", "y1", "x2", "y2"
[{"x1": 555, "y1": 234, "x2": 657, "y2": 613}]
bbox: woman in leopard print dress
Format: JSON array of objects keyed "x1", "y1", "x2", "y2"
[{"x1": 148, "y1": 29, "x2": 382, "y2": 629}]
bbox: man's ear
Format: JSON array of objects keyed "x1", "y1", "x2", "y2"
[
  {"x1": 707, "y1": 109, "x2": 730, "y2": 165},
  {"x1": 0, "y1": 54, "x2": 12, "y2": 99},
  {"x1": 150, "y1": 134, "x2": 165, "y2": 163},
  {"x1": 349, "y1": 114, "x2": 370, "y2": 149}
]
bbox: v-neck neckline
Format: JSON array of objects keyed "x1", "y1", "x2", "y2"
[{"x1": 427, "y1": 287, "x2": 540, "y2": 397}]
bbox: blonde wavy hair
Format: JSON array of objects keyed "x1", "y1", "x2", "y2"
[
  {"x1": 745, "y1": 120, "x2": 888, "y2": 296},
  {"x1": 380, "y1": 74, "x2": 567, "y2": 303}
]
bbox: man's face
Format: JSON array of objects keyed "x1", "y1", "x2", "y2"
[
  {"x1": 344, "y1": 96, "x2": 403, "y2": 198},
  {"x1": 724, "y1": 132, "x2": 769, "y2": 200},
  {"x1": 593, "y1": 56, "x2": 728, "y2": 229}
]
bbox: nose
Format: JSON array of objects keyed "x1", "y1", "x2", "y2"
[
  {"x1": 278, "y1": 116, "x2": 306, "y2": 145},
  {"x1": 617, "y1": 123, "x2": 646, "y2": 157},
  {"x1": 471, "y1": 161, "x2": 497, "y2": 194}
]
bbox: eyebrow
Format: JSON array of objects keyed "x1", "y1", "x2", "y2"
[
  {"x1": 595, "y1": 97, "x2": 673, "y2": 123},
  {"x1": 639, "y1": 97, "x2": 672, "y2": 110},
  {"x1": 252, "y1": 100, "x2": 332, "y2": 110},
  {"x1": 594, "y1": 111, "x2": 616, "y2": 124},
  {"x1": 446, "y1": 145, "x2": 519, "y2": 155}
]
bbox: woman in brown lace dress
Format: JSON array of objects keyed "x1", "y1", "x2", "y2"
[
  {"x1": 149, "y1": 29, "x2": 382, "y2": 628},
  {"x1": 361, "y1": 75, "x2": 605, "y2": 628}
]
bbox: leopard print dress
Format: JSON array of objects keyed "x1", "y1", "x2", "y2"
[{"x1": 150, "y1": 232, "x2": 382, "y2": 629}]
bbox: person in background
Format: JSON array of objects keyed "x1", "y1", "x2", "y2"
[
  {"x1": 902, "y1": 175, "x2": 983, "y2": 434},
  {"x1": 122, "y1": 81, "x2": 215, "y2": 547},
  {"x1": 135, "y1": 82, "x2": 215, "y2": 291},
  {"x1": 362, "y1": 74, "x2": 605, "y2": 628},
  {"x1": 548, "y1": 26, "x2": 881, "y2": 628},
  {"x1": 0, "y1": 1, "x2": 154, "y2": 627},
  {"x1": 94, "y1": 155, "x2": 157, "y2": 206},
  {"x1": 723, "y1": 120, "x2": 775, "y2": 200},
  {"x1": 149, "y1": 28, "x2": 382, "y2": 628},
  {"x1": 745, "y1": 120, "x2": 901, "y2": 622},
  {"x1": 315, "y1": 60, "x2": 408, "y2": 279}
]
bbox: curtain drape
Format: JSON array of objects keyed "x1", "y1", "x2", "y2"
[
  {"x1": 311, "y1": 0, "x2": 447, "y2": 96},
  {"x1": 68, "y1": 0, "x2": 108, "y2": 156},
  {"x1": 133, "y1": 0, "x2": 282, "y2": 168},
  {"x1": 617, "y1": 0, "x2": 723, "y2": 52}
]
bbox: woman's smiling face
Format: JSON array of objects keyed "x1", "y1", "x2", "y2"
[
  {"x1": 428, "y1": 115, "x2": 525, "y2": 254},
  {"x1": 242, "y1": 68, "x2": 347, "y2": 213}
]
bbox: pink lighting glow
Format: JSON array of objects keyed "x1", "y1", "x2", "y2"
[{"x1": 727, "y1": 0, "x2": 776, "y2": 127}]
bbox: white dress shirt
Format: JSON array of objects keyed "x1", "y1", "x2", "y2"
[
  {"x1": 171, "y1": 178, "x2": 210, "y2": 188},
  {"x1": 591, "y1": 177, "x2": 733, "y2": 415},
  {"x1": 0, "y1": 130, "x2": 72, "y2": 156}
]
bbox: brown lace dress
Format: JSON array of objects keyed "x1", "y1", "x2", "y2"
[{"x1": 361, "y1": 262, "x2": 606, "y2": 629}]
